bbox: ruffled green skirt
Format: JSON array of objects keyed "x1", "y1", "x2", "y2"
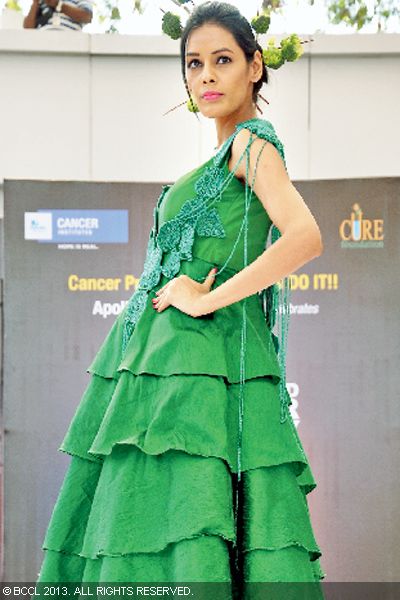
[{"x1": 37, "y1": 256, "x2": 326, "y2": 596}]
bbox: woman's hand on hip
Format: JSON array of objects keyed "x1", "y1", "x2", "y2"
[{"x1": 152, "y1": 267, "x2": 217, "y2": 317}]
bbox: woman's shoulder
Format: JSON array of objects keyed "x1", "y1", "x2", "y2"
[
  {"x1": 228, "y1": 117, "x2": 287, "y2": 179},
  {"x1": 234, "y1": 117, "x2": 286, "y2": 161}
]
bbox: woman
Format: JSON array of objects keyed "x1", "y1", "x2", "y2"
[{"x1": 37, "y1": 1, "x2": 326, "y2": 595}]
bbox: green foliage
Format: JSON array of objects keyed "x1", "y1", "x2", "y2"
[
  {"x1": 326, "y1": 0, "x2": 399, "y2": 31},
  {"x1": 263, "y1": 40, "x2": 285, "y2": 70},
  {"x1": 280, "y1": 33, "x2": 304, "y2": 62},
  {"x1": 95, "y1": 0, "x2": 121, "y2": 33},
  {"x1": 161, "y1": 11, "x2": 183, "y2": 40},
  {"x1": 170, "y1": 0, "x2": 193, "y2": 12},
  {"x1": 262, "y1": 0, "x2": 399, "y2": 31},
  {"x1": 110, "y1": 6, "x2": 121, "y2": 21},
  {"x1": 133, "y1": 0, "x2": 145, "y2": 14},
  {"x1": 262, "y1": 34, "x2": 303, "y2": 69},
  {"x1": 251, "y1": 14, "x2": 271, "y2": 34},
  {"x1": 95, "y1": 0, "x2": 145, "y2": 33},
  {"x1": 5, "y1": 0, "x2": 399, "y2": 32},
  {"x1": 261, "y1": 0, "x2": 283, "y2": 12},
  {"x1": 327, "y1": 0, "x2": 372, "y2": 30},
  {"x1": 5, "y1": 0, "x2": 22, "y2": 10}
]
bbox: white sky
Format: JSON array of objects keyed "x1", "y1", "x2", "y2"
[{"x1": 4, "y1": 0, "x2": 400, "y2": 34}]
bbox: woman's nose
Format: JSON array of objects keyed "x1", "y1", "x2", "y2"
[
  {"x1": 203, "y1": 75, "x2": 216, "y2": 84},
  {"x1": 202, "y1": 63, "x2": 216, "y2": 83}
]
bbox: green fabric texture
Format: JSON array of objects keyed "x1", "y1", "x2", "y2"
[{"x1": 37, "y1": 118, "x2": 326, "y2": 593}]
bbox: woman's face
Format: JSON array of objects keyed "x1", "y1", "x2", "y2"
[{"x1": 185, "y1": 22, "x2": 262, "y2": 120}]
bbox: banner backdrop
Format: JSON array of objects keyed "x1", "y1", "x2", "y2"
[{"x1": 2, "y1": 177, "x2": 399, "y2": 582}]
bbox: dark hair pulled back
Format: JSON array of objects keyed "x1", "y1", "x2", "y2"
[{"x1": 180, "y1": 1, "x2": 268, "y2": 107}]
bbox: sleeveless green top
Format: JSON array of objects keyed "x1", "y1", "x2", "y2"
[{"x1": 87, "y1": 116, "x2": 292, "y2": 483}]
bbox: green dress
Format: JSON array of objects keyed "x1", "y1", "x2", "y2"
[{"x1": 37, "y1": 117, "x2": 326, "y2": 593}]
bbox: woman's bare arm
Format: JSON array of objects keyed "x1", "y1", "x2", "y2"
[{"x1": 198, "y1": 129, "x2": 323, "y2": 315}]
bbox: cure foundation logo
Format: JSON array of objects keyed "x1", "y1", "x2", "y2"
[{"x1": 339, "y1": 203, "x2": 384, "y2": 248}]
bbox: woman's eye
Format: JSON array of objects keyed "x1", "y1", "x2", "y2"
[{"x1": 187, "y1": 55, "x2": 231, "y2": 69}]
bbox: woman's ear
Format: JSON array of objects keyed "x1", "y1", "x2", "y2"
[{"x1": 251, "y1": 50, "x2": 264, "y2": 82}]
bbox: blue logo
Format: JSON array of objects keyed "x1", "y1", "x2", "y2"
[{"x1": 36, "y1": 209, "x2": 129, "y2": 243}]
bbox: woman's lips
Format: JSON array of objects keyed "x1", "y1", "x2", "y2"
[{"x1": 203, "y1": 93, "x2": 224, "y2": 102}]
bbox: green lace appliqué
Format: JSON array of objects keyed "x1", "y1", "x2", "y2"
[{"x1": 122, "y1": 166, "x2": 227, "y2": 354}]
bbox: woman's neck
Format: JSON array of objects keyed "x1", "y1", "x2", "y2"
[{"x1": 214, "y1": 110, "x2": 258, "y2": 149}]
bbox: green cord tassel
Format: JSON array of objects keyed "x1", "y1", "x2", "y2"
[{"x1": 260, "y1": 225, "x2": 292, "y2": 424}]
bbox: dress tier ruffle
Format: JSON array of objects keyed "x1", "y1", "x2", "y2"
[{"x1": 37, "y1": 255, "x2": 326, "y2": 588}]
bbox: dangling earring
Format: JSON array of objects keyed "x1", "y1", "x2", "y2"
[
  {"x1": 187, "y1": 94, "x2": 199, "y2": 113},
  {"x1": 162, "y1": 93, "x2": 199, "y2": 116},
  {"x1": 162, "y1": 100, "x2": 188, "y2": 116}
]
